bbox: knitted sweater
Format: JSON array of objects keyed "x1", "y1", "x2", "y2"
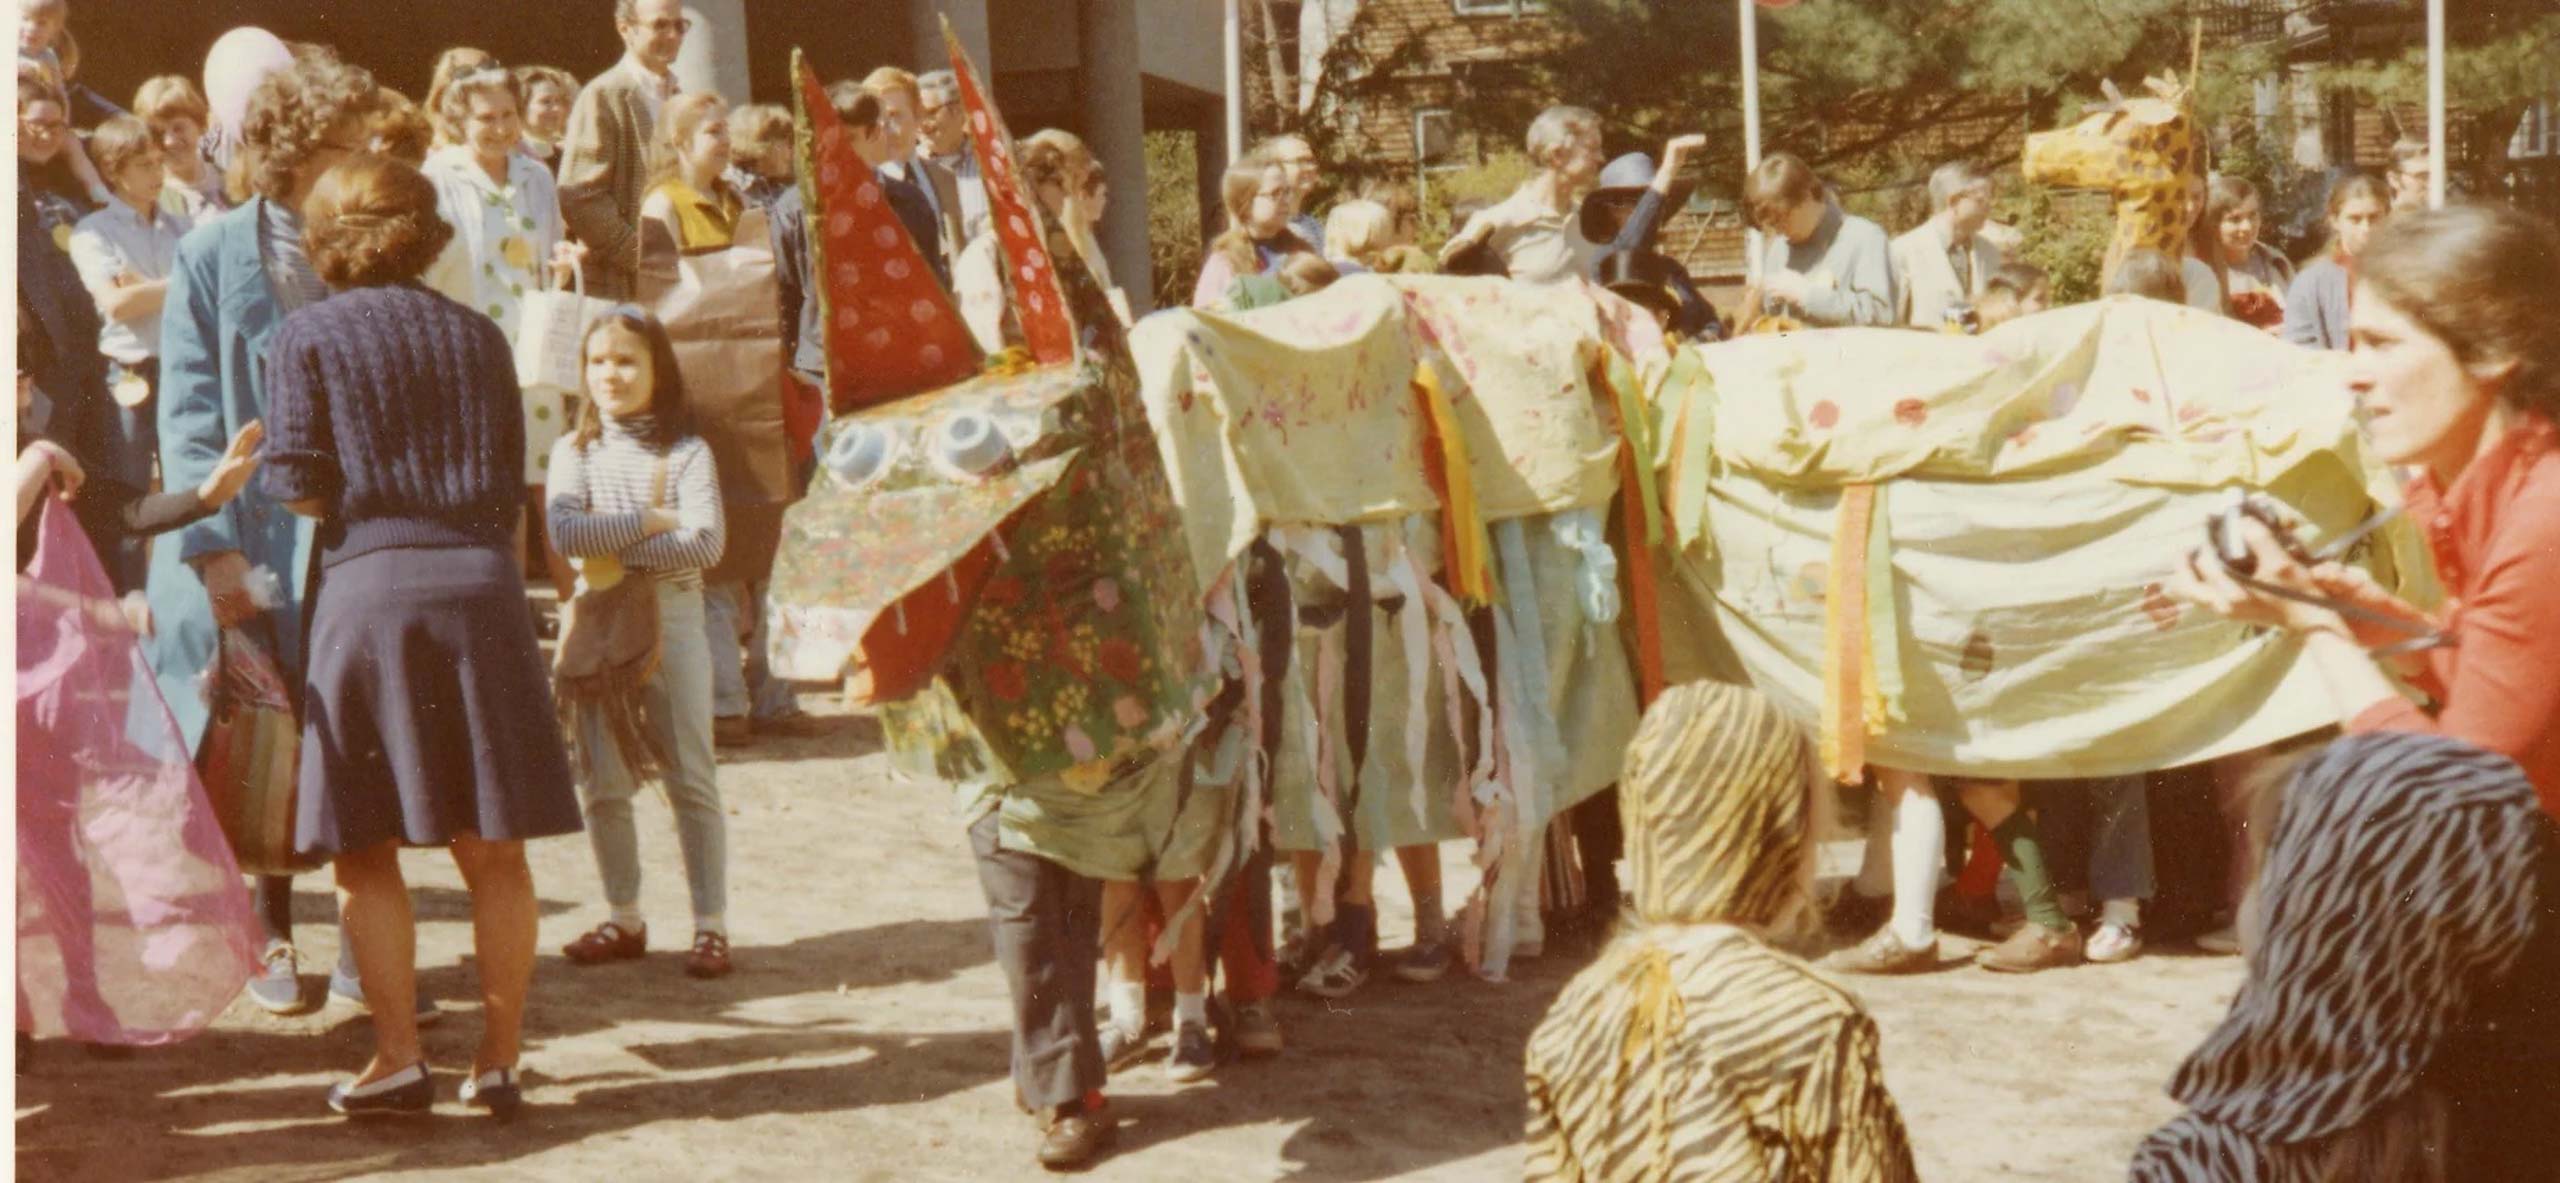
[
  {"x1": 545, "y1": 417, "x2": 725, "y2": 576},
  {"x1": 258, "y1": 284, "x2": 525, "y2": 565}
]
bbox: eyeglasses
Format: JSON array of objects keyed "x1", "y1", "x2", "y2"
[{"x1": 627, "y1": 16, "x2": 692, "y2": 34}]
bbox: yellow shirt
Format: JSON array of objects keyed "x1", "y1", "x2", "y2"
[{"x1": 649, "y1": 178, "x2": 743, "y2": 251}]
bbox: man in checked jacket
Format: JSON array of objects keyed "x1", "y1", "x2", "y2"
[{"x1": 559, "y1": 0, "x2": 687, "y2": 300}]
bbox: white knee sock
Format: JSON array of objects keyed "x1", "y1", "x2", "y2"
[
  {"x1": 1889, "y1": 790, "x2": 1945, "y2": 947},
  {"x1": 1107, "y1": 978, "x2": 1146, "y2": 1036},
  {"x1": 1855, "y1": 801, "x2": 1894, "y2": 898}
]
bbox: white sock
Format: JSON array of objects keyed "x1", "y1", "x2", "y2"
[
  {"x1": 1108, "y1": 978, "x2": 1147, "y2": 1036},
  {"x1": 694, "y1": 914, "x2": 726, "y2": 938},
  {"x1": 1854, "y1": 803, "x2": 1894, "y2": 898},
  {"x1": 2100, "y1": 898, "x2": 2141, "y2": 930},
  {"x1": 1173, "y1": 991, "x2": 1208, "y2": 1029},
  {"x1": 610, "y1": 905, "x2": 646, "y2": 933},
  {"x1": 1888, "y1": 788, "x2": 1945, "y2": 947}
]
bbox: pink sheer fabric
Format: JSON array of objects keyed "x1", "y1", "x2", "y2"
[{"x1": 17, "y1": 501, "x2": 260, "y2": 1045}]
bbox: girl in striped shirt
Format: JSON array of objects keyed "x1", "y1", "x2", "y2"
[{"x1": 547, "y1": 308, "x2": 739, "y2": 979}]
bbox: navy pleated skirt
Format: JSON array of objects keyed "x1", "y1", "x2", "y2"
[{"x1": 294, "y1": 545, "x2": 582, "y2": 857}]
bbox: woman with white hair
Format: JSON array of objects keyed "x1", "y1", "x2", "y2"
[{"x1": 1438, "y1": 105, "x2": 1607, "y2": 284}]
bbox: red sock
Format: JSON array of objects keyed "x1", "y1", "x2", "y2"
[{"x1": 1955, "y1": 825, "x2": 2002, "y2": 899}]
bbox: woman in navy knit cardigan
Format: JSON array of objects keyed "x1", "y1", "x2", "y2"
[{"x1": 258, "y1": 154, "x2": 581, "y2": 1119}]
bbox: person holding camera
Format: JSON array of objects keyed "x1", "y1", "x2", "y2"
[{"x1": 2169, "y1": 205, "x2": 2560, "y2": 819}]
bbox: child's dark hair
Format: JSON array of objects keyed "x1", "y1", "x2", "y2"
[
  {"x1": 571, "y1": 307, "x2": 693, "y2": 452},
  {"x1": 1984, "y1": 261, "x2": 2047, "y2": 302}
]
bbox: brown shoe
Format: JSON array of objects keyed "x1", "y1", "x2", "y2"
[
  {"x1": 1824, "y1": 926, "x2": 1938, "y2": 975},
  {"x1": 684, "y1": 930, "x2": 734, "y2": 979},
  {"x1": 1978, "y1": 921, "x2": 2085, "y2": 973},
  {"x1": 713, "y1": 716, "x2": 754, "y2": 748},
  {"x1": 563, "y1": 921, "x2": 645, "y2": 964},
  {"x1": 1037, "y1": 1103, "x2": 1115, "y2": 1170}
]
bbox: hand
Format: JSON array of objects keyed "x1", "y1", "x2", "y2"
[
  {"x1": 1658, "y1": 133, "x2": 1705, "y2": 171},
  {"x1": 549, "y1": 239, "x2": 589, "y2": 287},
  {"x1": 2163, "y1": 517, "x2": 2345, "y2": 635},
  {"x1": 119, "y1": 590, "x2": 153, "y2": 636},
  {"x1": 1762, "y1": 268, "x2": 1812, "y2": 305},
  {"x1": 27, "y1": 440, "x2": 84, "y2": 500},
  {"x1": 1437, "y1": 216, "x2": 1495, "y2": 266},
  {"x1": 194, "y1": 550, "x2": 260, "y2": 628},
  {"x1": 195, "y1": 420, "x2": 264, "y2": 508},
  {"x1": 640, "y1": 506, "x2": 683, "y2": 537}
]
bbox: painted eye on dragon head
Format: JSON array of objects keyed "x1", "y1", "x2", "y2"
[{"x1": 824, "y1": 421, "x2": 901, "y2": 490}]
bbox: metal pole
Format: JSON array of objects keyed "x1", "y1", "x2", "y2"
[
  {"x1": 1225, "y1": 0, "x2": 1245, "y2": 162},
  {"x1": 2426, "y1": 0, "x2": 2446, "y2": 209},
  {"x1": 1741, "y1": 0, "x2": 1763, "y2": 281}
]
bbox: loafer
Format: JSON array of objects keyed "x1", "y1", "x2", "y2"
[
  {"x1": 326, "y1": 963, "x2": 444, "y2": 1027},
  {"x1": 458, "y1": 1065, "x2": 523, "y2": 1119},
  {"x1": 1229, "y1": 999, "x2": 1283, "y2": 1059},
  {"x1": 325, "y1": 1061, "x2": 433, "y2": 1118},
  {"x1": 1824, "y1": 927, "x2": 1938, "y2": 975},
  {"x1": 1978, "y1": 921, "x2": 2085, "y2": 974},
  {"x1": 563, "y1": 920, "x2": 647, "y2": 965},
  {"x1": 1165, "y1": 1020, "x2": 1215, "y2": 1084},
  {"x1": 1036, "y1": 1103, "x2": 1116, "y2": 1170},
  {"x1": 246, "y1": 941, "x2": 310, "y2": 1015}
]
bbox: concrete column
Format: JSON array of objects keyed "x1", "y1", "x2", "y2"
[
  {"x1": 917, "y1": 0, "x2": 993, "y2": 76},
  {"x1": 1079, "y1": 0, "x2": 1153, "y2": 316},
  {"x1": 672, "y1": 0, "x2": 750, "y2": 105},
  {"x1": 1196, "y1": 107, "x2": 1229, "y2": 270}
]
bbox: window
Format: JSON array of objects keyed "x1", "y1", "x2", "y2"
[
  {"x1": 1414, "y1": 107, "x2": 1460, "y2": 170},
  {"x1": 1452, "y1": 0, "x2": 1546, "y2": 15}
]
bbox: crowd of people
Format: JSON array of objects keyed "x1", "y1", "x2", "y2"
[{"x1": 15, "y1": 0, "x2": 2560, "y2": 1175}]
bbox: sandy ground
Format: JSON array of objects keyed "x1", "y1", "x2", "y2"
[{"x1": 15, "y1": 687, "x2": 2243, "y2": 1181}]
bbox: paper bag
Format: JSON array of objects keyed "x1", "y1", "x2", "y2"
[{"x1": 639, "y1": 208, "x2": 792, "y2": 512}]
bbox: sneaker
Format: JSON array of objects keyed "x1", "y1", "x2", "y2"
[
  {"x1": 562, "y1": 920, "x2": 647, "y2": 965},
  {"x1": 1296, "y1": 945, "x2": 1367, "y2": 1000},
  {"x1": 1824, "y1": 927, "x2": 1938, "y2": 975},
  {"x1": 713, "y1": 716, "x2": 755, "y2": 748},
  {"x1": 2087, "y1": 923, "x2": 2144, "y2": 965},
  {"x1": 326, "y1": 963, "x2": 444, "y2": 1027},
  {"x1": 2194, "y1": 925, "x2": 2242, "y2": 956},
  {"x1": 246, "y1": 941, "x2": 310, "y2": 1015},
  {"x1": 1979, "y1": 922, "x2": 2085, "y2": 973},
  {"x1": 458, "y1": 1065, "x2": 523, "y2": 1120},
  {"x1": 1229, "y1": 999, "x2": 1284, "y2": 1059},
  {"x1": 1275, "y1": 931, "x2": 1318, "y2": 985},
  {"x1": 1389, "y1": 939, "x2": 1454, "y2": 984},
  {"x1": 325, "y1": 1061, "x2": 433, "y2": 1118},
  {"x1": 1097, "y1": 1023, "x2": 1149, "y2": 1072},
  {"x1": 1165, "y1": 1020, "x2": 1215, "y2": 1083}
]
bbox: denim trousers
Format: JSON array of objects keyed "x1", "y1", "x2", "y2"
[
  {"x1": 703, "y1": 579, "x2": 798, "y2": 722},
  {"x1": 576, "y1": 574, "x2": 726, "y2": 923}
]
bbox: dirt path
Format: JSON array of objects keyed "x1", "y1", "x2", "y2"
[{"x1": 15, "y1": 691, "x2": 2241, "y2": 1181}]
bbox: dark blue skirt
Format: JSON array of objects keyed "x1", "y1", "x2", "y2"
[{"x1": 295, "y1": 545, "x2": 582, "y2": 857}]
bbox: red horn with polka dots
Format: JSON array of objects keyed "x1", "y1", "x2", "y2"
[
  {"x1": 791, "y1": 49, "x2": 978, "y2": 412},
  {"x1": 942, "y1": 18, "x2": 1079, "y2": 366}
]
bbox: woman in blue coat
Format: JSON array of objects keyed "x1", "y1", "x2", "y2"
[{"x1": 142, "y1": 50, "x2": 408, "y2": 1020}]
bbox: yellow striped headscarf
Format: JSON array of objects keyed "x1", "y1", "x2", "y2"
[{"x1": 1620, "y1": 680, "x2": 1813, "y2": 929}]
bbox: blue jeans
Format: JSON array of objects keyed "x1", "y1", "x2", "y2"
[
  {"x1": 703, "y1": 579, "x2": 798, "y2": 722},
  {"x1": 2029, "y1": 776, "x2": 2154, "y2": 902},
  {"x1": 575, "y1": 574, "x2": 725, "y2": 923}
]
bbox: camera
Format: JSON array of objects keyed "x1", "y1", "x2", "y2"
[{"x1": 2205, "y1": 493, "x2": 2314, "y2": 577}]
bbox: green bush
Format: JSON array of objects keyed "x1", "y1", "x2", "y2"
[
  {"x1": 1415, "y1": 151, "x2": 1539, "y2": 249},
  {"x1": 1998, "y1": 186, "x2": 2114, "y2": 306},
  {"x1": 1145, "y1": 130, "x2": 1205, "y2": 310}
]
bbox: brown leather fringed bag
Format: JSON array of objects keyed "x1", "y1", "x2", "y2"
[{"x1": 553, "y1": 455, "x2": 670, "y2": 781}]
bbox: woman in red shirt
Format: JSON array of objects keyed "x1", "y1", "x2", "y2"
[{"x1": 2173, "y1": 204, "x2": 2560, "y2": 818}]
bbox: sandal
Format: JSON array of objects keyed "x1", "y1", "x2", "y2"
[
  {"x1": 562, "y1": 921, "x2": 646, "y2": 965},
  {"x1": 684, "y1": 930, "x2": 734, "y2": 979}
]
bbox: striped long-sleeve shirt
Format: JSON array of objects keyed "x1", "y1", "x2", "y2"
[{"x1": 545, "y1": 418, "x2": 725, "y2": 574}]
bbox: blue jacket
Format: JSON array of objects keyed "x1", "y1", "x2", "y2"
[{"x1": 143, "y1": 198, "x2": 318, "y2": 752}]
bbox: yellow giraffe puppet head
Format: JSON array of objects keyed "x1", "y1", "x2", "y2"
[{"x1": 2023, "y1": 73, "x2": 2203, "y2": 286}]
